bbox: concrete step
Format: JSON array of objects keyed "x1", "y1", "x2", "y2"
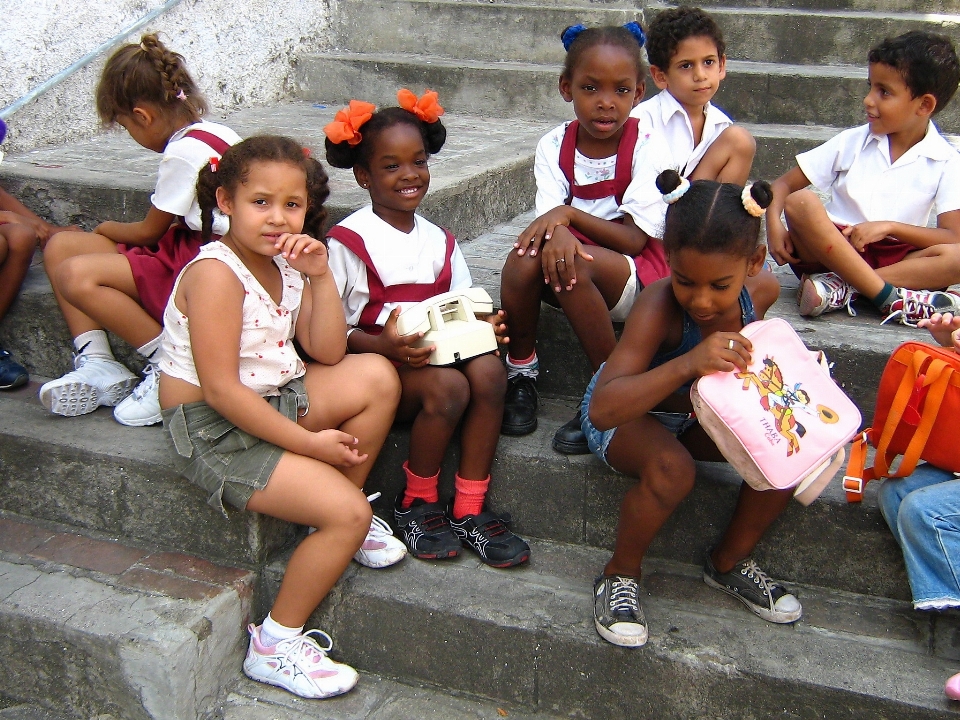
[
  {"x1": 219, "y1": 673, "x2": 568, "y2": 720},
  {"x1": 0, "y1": 102, "x2": 542, "y2": 242},
  {"x1": 265, "y1": 538, "x2": 960, "y2": 719},
  {"x1": 689, "y1": 0, "x2": 960, "y2": 13},
  {"x1": 295, "y1": 52, "x2": 960, "y2": 137},
  {"x1": 0, "y1": 513, "x2": 254, "y2": 720},
  {"x1": 327, "y1": 0, "x2": 960, "y2": 69}
]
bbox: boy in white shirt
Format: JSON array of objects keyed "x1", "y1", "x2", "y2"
[
  {"x1": 631, "y1": 6, "x2": 755, "y2": 184},
  {"x1": 767, "y1": 31, "x2": 960, "y2": 325}
]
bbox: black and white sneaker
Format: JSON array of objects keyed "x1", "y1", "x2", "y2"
[
  {"x1": 448, "y1": 506, "x2": 530, "y2": 568},
  {"x1": 393, "y1": 497, "x2": 461, "y2": 560},
  {"x1": 703, "y1": 555, "x2": 801, "y2": 623},
  {"x1": 593, "y1": 574, "x2": 647, "y2": 647}
]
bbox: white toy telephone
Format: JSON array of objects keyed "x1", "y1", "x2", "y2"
[{"x1": 396, "y1": 287, "x2": 498, "y2": 366}]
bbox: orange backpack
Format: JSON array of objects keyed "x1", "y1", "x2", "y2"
[{"x1": 844, "y1": 342, "x2": 960, "y2": 503}]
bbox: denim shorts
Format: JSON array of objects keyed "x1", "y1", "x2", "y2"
[
  {"x1": 580, "y1": 365, "x2": 698, "y2": 467},
  {"x1": 162, "y1": 378, "x2": 308, "y2": 515}
]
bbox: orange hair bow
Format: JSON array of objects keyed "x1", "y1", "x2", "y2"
[
  {"x1": 397, "y1": 88, "x2": 444, "y2": 124},
  {"x1": 323, "y1": 100, "x2": 376, "y2": 146}
]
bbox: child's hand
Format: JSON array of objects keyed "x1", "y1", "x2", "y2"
[
  {"x1": 379, "y1": 307, "x2": 434, "y2": 367},
  {"x1": 306, "y1": 429, "x2": 369, "y2": 467},
  {"x1": 539, "y1": 226, "x2": 593, "y2": 292},
  {"x1": 484, "y1": 309, "x2": 509, "y2": 354},
  {"x1": 766, "y1": 221, "x2": 800, "y2": 265},
  {"x1": 919, "y1": 312, "x2": 960, "y2": 351},
  {"x1": 842, "y1": 222, "x2": 893, "y2": 252},
  {"x1": 684, "y1": 332, "x2": 753, "y2": 378},
  {"x1": 515, "y1": 207, "x2": 573, "y2": 257},
  {"x1": 276, "y1": 233, "x2": 329, "y2": 276}
]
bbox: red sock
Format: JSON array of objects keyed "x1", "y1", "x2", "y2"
[
  {"x1": 452, "y1": 473, "x2": 490, "y2": 519},
  {"x1": 401, "y1": 461, "x2": 440, "y2": 508}
]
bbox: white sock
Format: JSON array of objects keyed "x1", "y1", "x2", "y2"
[
  {"x1": 73, "y1": 330, "x2": 112, "y2": 358},
  {"x1": 136, "y1": 334, "x2": 162, "y2": 361},
  {"x1": 259, "y1": 612, "x2": 303, "y2": 647},
  {"x1": 506, "y1": 351, "x2": 539, "y2": 381}
]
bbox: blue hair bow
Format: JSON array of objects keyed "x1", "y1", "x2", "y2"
[
  {"x1": 561, "y1": 24, "x2": 587, "y2": 51},
  {"x1": 623, "y1": 21, "x2": 646, "y2": 48}
]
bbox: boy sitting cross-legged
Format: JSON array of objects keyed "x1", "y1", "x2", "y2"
[
  {"x1": 631, "y1": 6, "x2": 756, "y2": 185},
  {"x1": 766, "y1": 31, "x2": 960, "y2": 326}
]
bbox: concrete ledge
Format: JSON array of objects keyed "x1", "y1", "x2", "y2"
[{"x1": 268, "y1": 540, "x2": 960, "y2": 718}]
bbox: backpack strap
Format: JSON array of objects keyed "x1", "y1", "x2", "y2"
[
  {"x1": 184, "y1": 128, "x2": 232, "y2": 156},
  {"x1": 327, "y1": 225, "x2": 457, "y2": 334}
]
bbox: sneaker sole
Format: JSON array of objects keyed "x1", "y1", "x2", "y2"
[
  {"x1": 113, "y1": 409, "x2": 163, "y2": 427},
  {"x1": 40, "y1": 381, "x2": 104, "y2": 416},
  {"x1": 243, "y1": 665, "x2": 358, "y2": 699},
  {"x1": 0, "y1": 374, "x2": 28, "y2": 391},
  {"x1": 797, "y1": 277, "x2": 827, "y2": 317},
  {"x1": 500, "y1": 417, "x2": 538, "y2": 436},
  {"x1": 594, "y1": 619, "x2": 648, "y2": 647},
  {"x1": 407, "y1": 547, "x2": 461, "y2": 561},
  {"x1": 702, "y1": 573, "x2": 802, "y2": 624},
  {"x1": 459, "y1": 541, "x2": 530, "y2": 568}
]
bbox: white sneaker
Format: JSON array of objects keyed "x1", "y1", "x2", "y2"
[
  {"x1": 113, "y1": 363, "x2": 161, "y2": 427},
  {"x1": 797, "y1": 272, "x2": 858, "y2": 317},
  {"x1": 243, "y1": 624, "x2": 358, "y2": 699},
  {"x1": 882, "y1": 288, "x2": 960, "y2": 327},
  {"x1": 39, "y1": 354, "x2": 138, "y2": 417},
  {"x1": 354, "y1": 513, "x2": 407, "y2": 568}
]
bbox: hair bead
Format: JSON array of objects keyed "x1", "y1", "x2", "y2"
[
  {"x1": 561, "y1": 24, "x2": 587, "y2": 51},
  {"x1": 623, "y1": 21, "x2": 646, "y2": 48}
]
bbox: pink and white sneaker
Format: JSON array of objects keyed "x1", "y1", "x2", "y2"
[
  {"x1": 882, "y1": 288, "x2": 960, "y2": 327},
  {"x1": 243, "y1": 624, "x2": 358, "y2": 699},
  {"x1": 354, "y1": 513, "x2": 407, "y2": 568},
  {"x1": 946, "y1": 671, "x2": 960, "y2": 700}
]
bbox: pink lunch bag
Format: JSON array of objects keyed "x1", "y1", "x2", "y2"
[{"x1": 690, "y1": 318, "x2": 861, "y2": 505}]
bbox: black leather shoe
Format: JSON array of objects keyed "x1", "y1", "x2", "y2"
[
  {"x1": 501, "y1": 375, "x2": 538, "y2": 435},
  {"x1": 552, "y1": 410, "x2": 590, "y2": 455}
]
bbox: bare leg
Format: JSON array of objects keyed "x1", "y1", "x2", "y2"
[
  {"x1": 689, "y1": 125, "x2": 757, "y2": 185},
  {"x1": 875, "y1": 244, "x2": 960, "y2": 291},
  {"x1": 246, "y1": 453, "x2": 372, "y2": 627},
  {"x1": 0, "y1": 224, "x2": 38, "y2": 323},
  {"x1": 43, "y1": 231, "x2": 121, "y2": 337},
  {"x1": 396, "y1": 365, "x2": 470, "y2": 478},
  {"x1": 297, "y1": 354, "x2": 401, "y2": 488},
  {"x1": 711, "y1": 482, "x2": 793, "y2": 573},
  {"x1": 457, "y1": 353, "x2": 506, "y2": 479},
  {"x1": 500, "y1": 249, "x2": 546, "y2": 361}
]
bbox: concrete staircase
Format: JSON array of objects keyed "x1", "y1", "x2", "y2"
[{"x1": 3, "y1": 0, "x2": 960, "y2": 717}]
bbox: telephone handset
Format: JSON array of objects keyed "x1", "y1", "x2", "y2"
[{"x1": 395, "y1": 288, "x2": 498, "y2": 365}]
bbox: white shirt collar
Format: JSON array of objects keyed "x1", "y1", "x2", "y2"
[
  {"x1": 865, "y1": 121, "x2": 955, "y2": 164},
  {"x1": 656, "y1": 89, "x2": 721, "y2": 128}
]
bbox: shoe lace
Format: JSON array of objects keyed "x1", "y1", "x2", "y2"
[
  {"x1": 276, "y1": 630, "x2": 334, "y2": 669},
  {"x1": 130, "y1": 363, "x2": 160, "y2": 400},
  {"x1": 609, "y1": 576, "x2": 640, "y2": 614},
  {"x1": 738, "y1": 559, "x2": 774, "y2": 598},
  {"x1": 882, "y1": 289, "x2": 952, "y2": 327},
  {"x1": 820, "y1": 273, "x2": 857, "y2": 316}
]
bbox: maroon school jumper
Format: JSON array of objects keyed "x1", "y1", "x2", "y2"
[
  {"x1": 558, "y1": 117, "x2": 669, "y2": 288},
  {"x1": 118, "y1": 128, "x2": 232, "y2": 324}
]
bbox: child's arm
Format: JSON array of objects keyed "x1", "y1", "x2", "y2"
[
  {"x1": 516, "y1": 206, "x2": 650, "y2": 258},
  {"x1": 94, "y1": 205, "x2": 175, "y2": 247},
  {"x1": 0, "y1": 187, "x2": 71, "y2": 244},
  {"x1": 281, "y1": 234, "x2": 348, "y2": 365},
  {"x1": 919, "y1": 312, "x2": 960, "y2": 351},
  {"x1": 841, "y1": 209, "x2": 960, "y2": 252},
  {"x1": 766, "y1": 166, "x2": 812, "y2": 265},
  {"x1": 348, "y1": 309, "x2": 434, "y2": 367},
  {"x1": 588, "y1": 282, "x2": 753, "y2": 431},
  {"x1": 181, "y1": 259, "x2": 366, "y2": 467}
]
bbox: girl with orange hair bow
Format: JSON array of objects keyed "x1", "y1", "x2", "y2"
[{"x1": 324, "y1": 90, "x2": 531, "y2": 569}]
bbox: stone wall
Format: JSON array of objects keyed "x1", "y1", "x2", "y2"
[{"x1": 1, "y1": 0, "x2": 337, "y2": 153}]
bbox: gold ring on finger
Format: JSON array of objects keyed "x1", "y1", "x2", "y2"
[{"x1": 727, "y1": 339, "x2": 735, "y2": 351}]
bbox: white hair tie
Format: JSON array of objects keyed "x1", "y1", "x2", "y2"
[
  {"x1": 742, "y1": 184, "x2": 764, "y2": 217},
  {"x1": 662, "y1": 177, "x2": 691, "y2": 204}
]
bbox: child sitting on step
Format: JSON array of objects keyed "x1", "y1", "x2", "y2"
[
  {"x1": 766, "y1": 31, "x2": 960, "y2": 326},
  {"x1": 0, "y1": 118, "x2": 77, "y2": 389},
  {"x1": 881, "y1": 311, "x2": 960, "y2": 700},
  {"x1": 584, "y1": 170, "x2": 799, "y2": 647},
  {"x1": 499, "y1": 23, "x2": 672, "y2": 455},
  {"x1": 631, "y1": 6, "x2": 755, "y2": 184},
  {"x1": 324, "y1": 90, "x2": 531, "y2": 568},
  {"x1": 159, "y1": 135, "x2": 403, "y2": 700},
  {"x1": 41, "y1": 33, "x2": 239, "y2": 425}
]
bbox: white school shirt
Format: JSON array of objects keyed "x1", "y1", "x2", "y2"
[
  {"x1": 327, "y1": 205, "x2": 473, "y2": 328},
  {"x1": 630, "y1": 90, "x2": 733, "y2": 177},
  {"x1": 533, "y1": 121, "x2": 671, "y2": 239},
  {"x1": 152, "y1": 121, "x2": 242, "y2": 236},
  {"x1": 160, "y1": 241, "x2": 306, "y2": 396},
  {"x1": 796, "y1": 122, "x2": 960, "y2": 227}
]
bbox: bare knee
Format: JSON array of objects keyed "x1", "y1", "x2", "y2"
[
  {"x1": 722, "y1": 125, "x2": 757, "y2": 158},
  {"x1": 55, "y1": 255, "x2": 91, "y2": 301},
  {"x1": 783, "y1": 188, "x2": 824, "y2": 229},
  {"x1": 936, "y1": 244, "x2": 960, "y2": 281},
  {"x1": 639, "y1": 448, "x2": 696, "y2": 507},
  {"x1": 331, "y1": 490, "x2": 373, "y2": 539},
  {"x1": 502, "y1": 248, "x2": 543, "y2": 289},
  {"x1": 356, "y1": 353, "x2": 402, "y2": 406},
  {"x1": 3, "y1": 225, "x2": 39, "y2": 260},
  {"x1": 419, "y1": 370, "x2": 471, "y2": 423},
  {"x1": 466, "y1": 354, "x2": 507, "y2": 406}
]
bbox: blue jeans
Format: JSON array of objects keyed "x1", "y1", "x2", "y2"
[{"x1": 878, "y1": 463, "x2": 960, "y2": 610}]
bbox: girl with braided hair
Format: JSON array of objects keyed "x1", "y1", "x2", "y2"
[{"x1": 40, "y1": 33, "x2": 240, "y2": 427}]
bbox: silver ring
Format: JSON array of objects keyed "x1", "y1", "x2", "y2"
[
  {"x1": 556, "y1": 258, "x2": 566, "y2": 265},
  {"x1": 727, "y1": 339, "x2": 735, "y2": 351}
]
